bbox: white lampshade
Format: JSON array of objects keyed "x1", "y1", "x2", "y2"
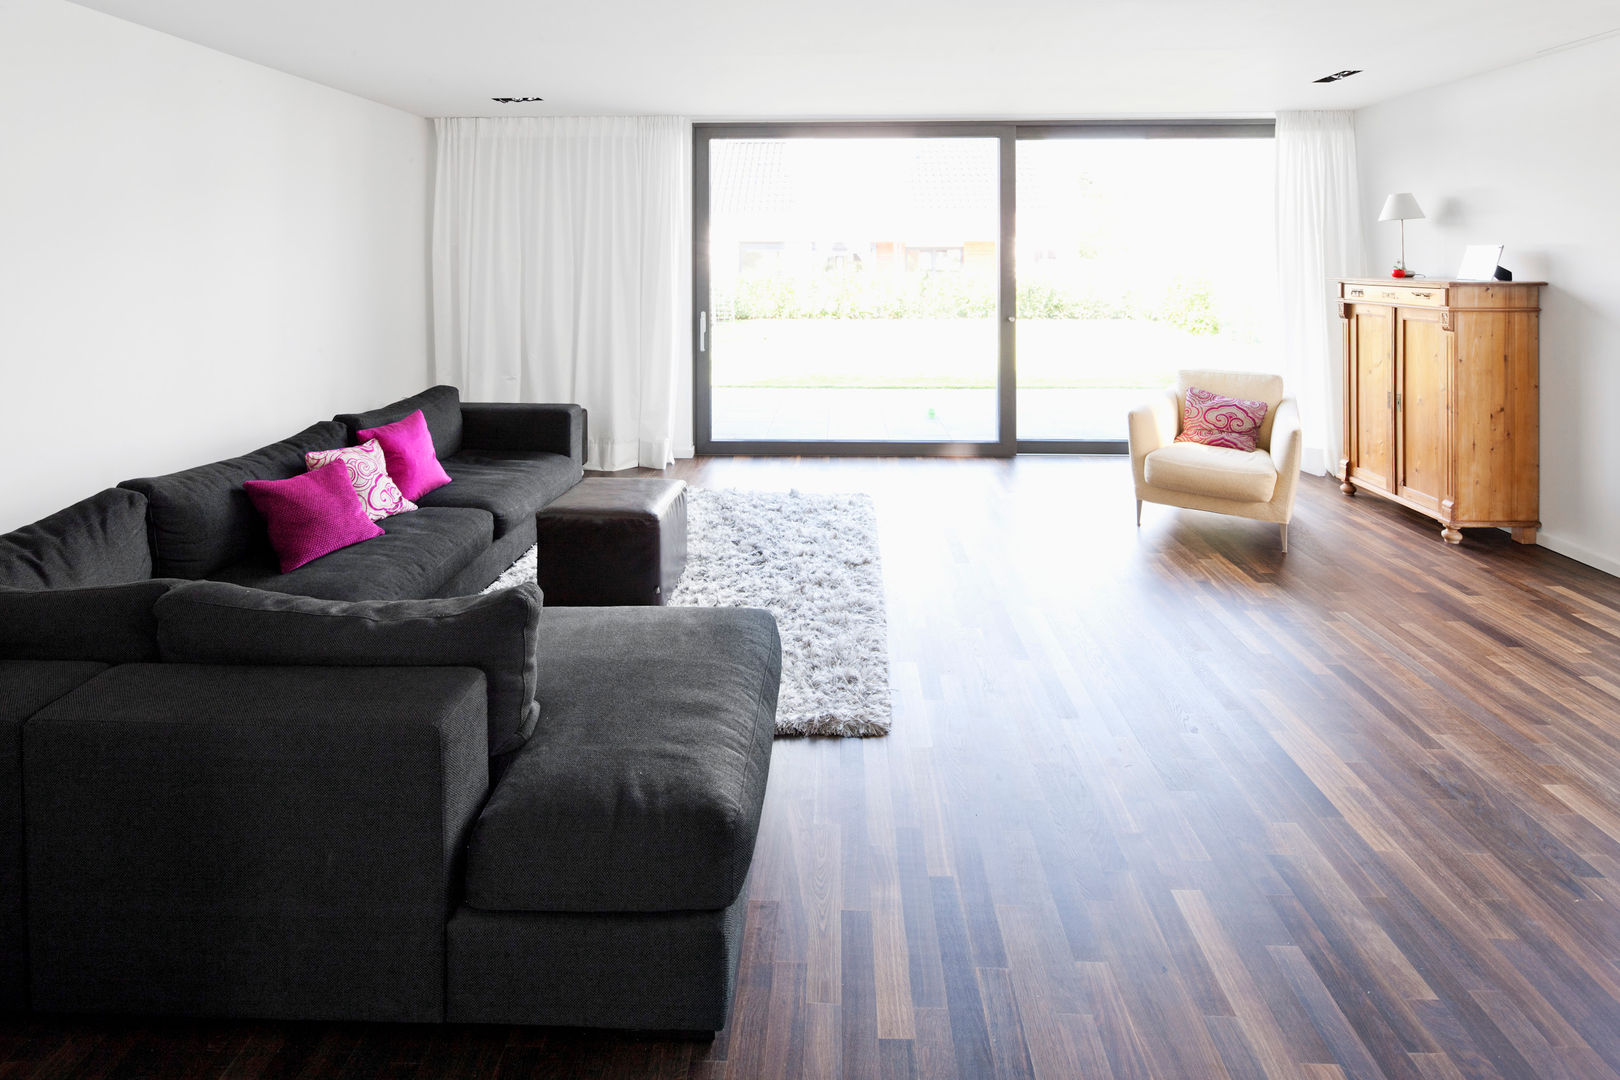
[{"x1": 1378, "y1": 192, "x2": 1425, "y2": 222}]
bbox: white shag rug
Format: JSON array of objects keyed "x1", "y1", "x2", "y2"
[{"x1": 486, "y1": 488, "x2": 892, "y2": 737}]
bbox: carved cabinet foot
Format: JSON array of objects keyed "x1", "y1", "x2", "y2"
[
  {"x1": 1340, "y1": 481, "x2": 1355, "y2": 495},
  {"x1": 1441, "y1": 525, "x2": 1463, "y2": 545}
]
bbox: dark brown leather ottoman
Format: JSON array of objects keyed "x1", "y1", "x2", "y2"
[{"x1": 535, "y1": 478, "x2": 687, "y2": 605}]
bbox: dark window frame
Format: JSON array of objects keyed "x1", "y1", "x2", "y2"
[{"x1": 692, "y1": 119, "x2": 1276, "y2": 458}]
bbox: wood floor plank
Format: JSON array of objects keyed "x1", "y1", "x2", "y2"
[
  {"x1": 1174, "y1": 889, "x2": 1303, "y2": 1080},
  {"x1": 870, "y1": 838, "x2": 917, "y2": 1040},
  {"x1": 1076, "y1": 961, "x2": 1159, "y2": 1080},
  {"x1": 928, "y1": 878, "x2": 996, "y2": 1080},
  {"x1": 994, "y1": 905, "x2": 1084, "y2": 1080},
  {"x1": 841, "y1": 910, "x2": 881, "y2": 1080},
  {"x1": 974, "y1": 967, "x2": 1036, "y2": 1080}
]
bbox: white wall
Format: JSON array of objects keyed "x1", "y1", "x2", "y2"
[
  {"x1": 0, "y1": 0, "x2": 434, "y2": 532},
  {"x1": 1355, "y1": 35, "x2": 1620, "y2": 576}
]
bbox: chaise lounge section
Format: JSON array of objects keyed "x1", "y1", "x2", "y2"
[{"x1": 451, "y1": 606, "x2": 777, "y2": 1030}]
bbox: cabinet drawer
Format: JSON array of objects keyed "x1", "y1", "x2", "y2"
[{"x1": 1341, "y1": 283, "x2": 1447, "y2": 308}]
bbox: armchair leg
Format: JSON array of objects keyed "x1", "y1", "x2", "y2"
[
  {"x1": 1135, "y1": 499, "x2": 1143, "y2": 527},
  {"x1": 1280, "y1": 523, "x2": 1288, "y2": 554}
]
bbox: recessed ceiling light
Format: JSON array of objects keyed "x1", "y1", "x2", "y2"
[
  {"x1": 1313, "y1": 70, "x2": 1362, "y2": 83},
  {"x1": 491, "y1": 96, "x2": 544, "y2": 103}
]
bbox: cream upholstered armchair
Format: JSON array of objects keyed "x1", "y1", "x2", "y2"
[{"x1": 1128, "y1": 369, "x2": 1303, "y2": 552}]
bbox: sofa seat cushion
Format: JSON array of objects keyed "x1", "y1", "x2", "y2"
[
  {"x1": 465, "y1": 606, "x2": 781, "y2": 914},
  {"x1": 1144, "y1": 442, "x2": 1278, "y2": 503},
  {"x1": 418, "y1": 451, "x2": 583, "y2": 537},
  {"x1": 1, "y1": 660, "x2": 110, "y2": 1013},
  {"x1": 0, "y1": 661, "x2": 109, "y2": 725},
  {"x1": 211, "y1": 507, "x2": 494, "y2": 601}
]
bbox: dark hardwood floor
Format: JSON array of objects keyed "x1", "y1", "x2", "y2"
[{"x1": 7, "y1": 455, "x2": 1620, "y2": 1079}]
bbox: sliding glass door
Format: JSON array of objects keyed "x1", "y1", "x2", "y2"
[
  {"x1": 694, "y1": 122, "x2": 1273, "y2": 455},
  {"x1": 696, "y1": 126, "x2": 1011, "y2": 453},
  {"x1": 1014, "y1": 133, "x2": 1276, "y2": 444}
]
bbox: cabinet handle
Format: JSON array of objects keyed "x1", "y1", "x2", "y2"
[
  {"x1": 1397, "y1": 392, "x2": 1403, "y2": 410},
  {"x1": 1412, "y1": 291, "x2": 1432, "y2": 298},
  {"x1": 1349, "y1": 289, "x2": 1364, "y2": 297}
]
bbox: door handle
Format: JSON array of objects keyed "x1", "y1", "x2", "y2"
[{"x1": 699, "y1": 310, "x2": 707, "y2": 354}]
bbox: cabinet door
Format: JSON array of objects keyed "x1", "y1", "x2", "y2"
[
  {"x1": 1349, "y1": 306, "x2": 1395, "y2": 492},
  {"x1": 1397, "y1": 309, "x2": 1448, "y2": 514}
]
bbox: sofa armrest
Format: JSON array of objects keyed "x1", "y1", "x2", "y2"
[
  {"x1": 23, "y1": 663, "x2": 489, "y2": 1022},
  {"x1": 460, "y1": 403, "x2": 587, "y2": 465},
  {"x1": 1127, "y1": 388, "x2": 1181, "y2": 489},
  {"x1": 1267, "y1": 396, "x2": 1305, "y2": 517}
]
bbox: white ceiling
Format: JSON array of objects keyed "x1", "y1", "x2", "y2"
[{"x1": 67, "y1": 0, "x2": 1620, "y2": 119}]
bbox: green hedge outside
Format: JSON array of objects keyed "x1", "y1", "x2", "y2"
[{"x1": 712, "y1": 273, "x2": 1223, "y2": 336}]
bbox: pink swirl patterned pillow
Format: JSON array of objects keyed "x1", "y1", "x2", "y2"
[
  {"x1": 1175, "y1": 386, "x2": 1269, "y2": 452},
  {"x1": 304, "y1": 439, "x2": 417, "y2": 521}
]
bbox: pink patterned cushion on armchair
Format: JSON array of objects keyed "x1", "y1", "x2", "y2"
[{"x1": 1175, "y1": 386, "x2": 1270, "y2": 452}]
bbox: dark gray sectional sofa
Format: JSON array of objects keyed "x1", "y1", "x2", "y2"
[{"x1": 0, "y1": 387, "x2": 780, "y2": 1034}]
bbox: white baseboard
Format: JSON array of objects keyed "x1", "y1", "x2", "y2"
[{"x1": 1534, "y1": 530, "x2": 1620, "y2": 579}]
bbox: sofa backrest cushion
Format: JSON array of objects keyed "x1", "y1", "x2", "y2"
[
  {"x1": 154, "y1": 579, "x2": 542, "y2": 757},
  {"x1": 119, "y1": 421, "x2": 349, "y2": 579},
  {"x1": 336, "y1": 385, "x2": 462, "y2": 461},
  {"x1": 0, "y1": 488, "x2": 152, "y2": 590},
  {"x1": 0, "y1": 580, "x2": 179, "y2": 663}
]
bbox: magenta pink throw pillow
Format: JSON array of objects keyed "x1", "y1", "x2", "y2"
[
  {"x1": 304, "y1": 439, "x2": 417, "y2": 521},
  {"x1": 357, "y1": 410, "x2": 452, "y2": 501},
  {"x1": 243, "y1": 463, "x2": 384, "y2": 573},
  {"x1": 1175, "y1": 386, "x2": 1270, "y2": 452}
]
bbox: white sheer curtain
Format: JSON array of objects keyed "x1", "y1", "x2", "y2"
[
  {"x1": 433, "y1": 116, "x2": 691, "y2": 471},
  {"x1": 1275, "y1": 111, "x2": 1364, "y2": 476}
]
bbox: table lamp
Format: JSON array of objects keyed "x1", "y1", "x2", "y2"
[{"x1": 1378, "y1": 192, "x2": 1425, "y2": 278}]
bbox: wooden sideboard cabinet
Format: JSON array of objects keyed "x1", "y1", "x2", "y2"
[{"x1": 1338, "y1": 277, "x2": 1543, "y2": 545}]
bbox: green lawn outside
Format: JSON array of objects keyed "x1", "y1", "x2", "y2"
[{"x1": 710, "y1": 318, "x2": 1263, "y2": 390}]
